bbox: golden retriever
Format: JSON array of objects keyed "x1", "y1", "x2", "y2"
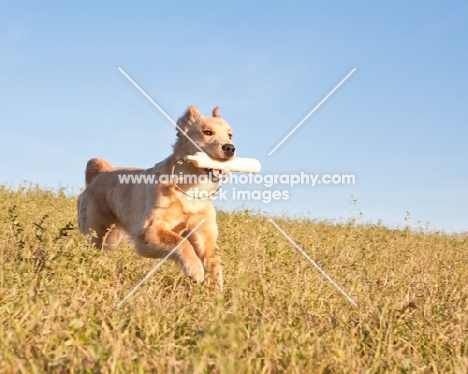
[{"x1": 77, "y1": 106, "x2": 235, "y2": 291}]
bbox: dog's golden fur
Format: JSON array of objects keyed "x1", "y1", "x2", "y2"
[{"x1": 77, "y1": 106, "x2": 235, "y2": 291}]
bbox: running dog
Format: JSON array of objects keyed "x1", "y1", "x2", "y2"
[{"x1": 77, "y1": 106, "x2": 235, "y2": 291}]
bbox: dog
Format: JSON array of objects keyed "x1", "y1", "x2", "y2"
[{"x1": 77, "y1": 106, "x2": 235, "y2": 291}]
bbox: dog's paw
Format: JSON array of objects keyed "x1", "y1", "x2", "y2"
[{"x1": 182, "y1": 259, "x2": 205, "y2": 283}]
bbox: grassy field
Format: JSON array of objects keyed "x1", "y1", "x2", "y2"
[{"x1": 0, "y1": 185, "x2": 467, "y2": 373}]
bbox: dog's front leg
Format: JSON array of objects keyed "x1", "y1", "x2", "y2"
[
  {"x1": 191, "y1": 218, "x2": 223, "y2": 292},
  {"x1": 205, "y1": 245, "x2": 223, "y2": 293},
  {"x1": 186, "y1": 230, "x2": 206, "y2": 260},
  {"x1": 186, "y1": 230, "x2": 223, "y2": 292},
  {"x1": 135, "y1": 226, "x2": 204, "y2": 283}
]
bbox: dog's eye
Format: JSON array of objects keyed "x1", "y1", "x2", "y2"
[
  {"x1": 203, "y1": 130, "x2": 213, "y2": 136},
  {"x1": 228, "y1": 134, "x2": 232, "y2": 140}
]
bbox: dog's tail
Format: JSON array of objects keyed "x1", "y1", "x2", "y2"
[{"x1": 85, "y1": 158, "x2": 113, "y2": 186}]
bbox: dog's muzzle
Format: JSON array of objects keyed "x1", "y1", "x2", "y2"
[{"x1": 222, "y1": 143, "x2": 236, "y2": 158}]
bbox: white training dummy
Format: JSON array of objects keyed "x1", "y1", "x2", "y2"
[{"x1": 184, "y1": 152, "x2": 261, "y2": 174}]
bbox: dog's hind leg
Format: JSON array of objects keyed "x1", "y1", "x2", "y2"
[
  {"x1": 83, "y1": 220, "x2": 124, "y2": 250},
  {"x1": 134, "y1": 226, "x2": 204, "y2": 283},
  {"x1": 101, "y1": 224, "x2": 125, "y2": 249},
  {"x1": 79, "y1": 203, "x2": 124, "y2": 250}
]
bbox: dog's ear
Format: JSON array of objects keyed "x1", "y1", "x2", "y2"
[
  {"x1": 212, "y1": 106, "x2": 220, "y2": 118},
  {"x1": 177, "y1": 106, "x2": 201, "y2": 134}
]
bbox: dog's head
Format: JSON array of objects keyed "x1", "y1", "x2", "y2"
[{"x1": 174, "y1": 106, "x2": 235, "y2": 160}]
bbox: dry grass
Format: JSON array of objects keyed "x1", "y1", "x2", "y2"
[{"x1": 0, "y1": 185, "x2": 467, "y2": 373}]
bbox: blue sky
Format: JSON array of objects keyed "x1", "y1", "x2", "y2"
[{"x1": 1, "y1": 1, "x2": 467, "y2": 232}]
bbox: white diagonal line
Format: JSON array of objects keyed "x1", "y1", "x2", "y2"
[
  {"x1": 268, "y1": 68, "x2": 356, "y2": 156},
  {"x1": 268, "y1": 219, "x2": 357, "y2": 307},
  {"x1": 117, "y1": 219, "x2": 206, "y2": 308},
  {"x1": 118, "y1": 67, "x2": 204, "y2": 153}
]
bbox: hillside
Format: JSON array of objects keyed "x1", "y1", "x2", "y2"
[{"x1": 0, "y1": 186, "x2": 467, "y2": 373}]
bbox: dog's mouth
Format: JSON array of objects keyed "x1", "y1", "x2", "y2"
[
  {"x1": 201, "y1": 153, "x2": 233, "y2": 181},
  {"x1": 204, "y1": 168, "x2": 224, "y2": 181}
]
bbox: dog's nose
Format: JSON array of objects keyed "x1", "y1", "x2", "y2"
[{"x1": 222, "y1": 143, "x2": 236, "y2": 157}]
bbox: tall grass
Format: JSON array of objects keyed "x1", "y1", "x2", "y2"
[{"x1": 0, "y1": 185, "x2": 467, "y2": 373}]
